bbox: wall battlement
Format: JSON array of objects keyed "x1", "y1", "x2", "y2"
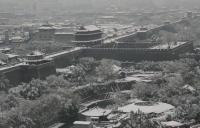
[{"x1": 80, "y1": 42, "x2": 193, "y2": 61}]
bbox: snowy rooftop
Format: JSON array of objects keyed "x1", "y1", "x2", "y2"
[
  {"x1": 82, "y1": 108, "x2": 112, "y2": 117},
  {"x1": 56, "y1": 68, "x2": 72, "y2": 74},
  {"x1": 79, "y1": 25, "x2": 100, "y2": 32},
  {"x1": 73, "y1": 121, "x2": 92, "y2": 125},
  {"x1": 48, "y1": 123, "x2": 65, "y2": 128},
  {"x1": 99, "y1": 16, "x2": 116, "y2": 19},
  {"x1": 45, "y1": 47, "x2": 82, "y2": 59},
  {"x1": 54, "y1": 32, "x2": 73, "y2": 35},
  {"x1": 27, "y1": 51, "x2": 44, "y2": 56},
  {"x1": 6, "y1": 54, "x2": 19, "y2": 58},
  {"x1": 150, "y1": 42, "x2": 186, "y2": 49},
  {"x1": 161, "y1": 121, "x2": 183, "y2": 127},
  {"x1": 0, "y1": 47, "x2": 11, "y2": 51},
  {"x1": 39, "y1": 23, "x2": 55, "y2": 30},
  {"x1": 39, "y1": 26, "x2": 55, "y2": 30},
  {"x1": 118, "y1": 100, "x2": 174, "y2": 114},
  {"x1": 116, "y1": 72, "x2": 159, "y2": 83}
]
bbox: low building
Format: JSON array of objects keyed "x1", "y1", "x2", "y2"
[
  {"x1": 81, "y1": 108, "x2": 112, "y2": 123},
  {"x1": 10, "y1": 36, "x2": 25, "y2": 43},
  {"x1": 0, "y1": 52, "x2": 19, "y2": 65},
  {"x1": 0, "y1": 47, "x2": 11, "y2": 54},
  {"x1": 73, "y1": 121, "x2": 93, "y2": 128},
  {"x1": 161, "y1": 121, "x2": 189, "y2": 128},
  {"x1": 6, "y1": 53, "x2": 19, "y2": 63},
  {"x1": 54, "y1": 32, "x2": 74, "y2": 46}
]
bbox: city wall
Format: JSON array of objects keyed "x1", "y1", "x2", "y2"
[
  {"x1": 0, "y1": 19, "x2": 194, "y2": 85},
  {"x1": 0, "y1": 65, "x2": 24, "y2": 85},
  {"x1": 116, "y1": 19, "x2": 187, "y2": 43},
  {"x1": 0, "y1": 61, "x2": 56, "y2": 85},
  {"x1": 95, "y1": 42, "x2": 159, "y2": 48},
  {"x1": 46, "y1": 48, "x2": 82, "y2": 68}
]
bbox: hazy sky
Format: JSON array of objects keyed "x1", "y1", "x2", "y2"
[{"x1": 0, "y1": 0, "x2": 199, "y2": 14}]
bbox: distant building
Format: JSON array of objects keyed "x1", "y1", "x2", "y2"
[
  {"x1": 0, "y1": 18, "x2": 9, "y2": 25},
  {"x1": 6, "y1": 53, "x2": 19, "y2": 63},
  {"x1": 186, "y1": 11, "x2": 193, "y2": 19},
  {"x1": 37, "y1": 24, "x2": 55, "y2": 41},
  {"x1": 118, "y1": 100, "x2": 174, "y2": 115},
  {"x1": 10, "y1": 36, "x2": 25, "y2": 43},
  {"x1": 137, "y1": 27, "x2": 148, "y2": 40},
  {"x1": 73, "y1": 25, "x2": 105, "y2": 47},
  {"x1": 0, "y1": 51, "x2": 19, "y2": 65},
  {"x1": 0, "y1": 47, "x2": 11, "y2": 54},
  {"x1": 25, "y1": 51, "x2": 50, "y2": 65},
  {"x1": 54, "y1": 32, "x2": 74, "y2": 46},
  {"x1": 81, "y1": 108, "x2": 111, "y2": 123},
  {"x1": 4, "y1": 30, "x2": 9, "y2": 43}
]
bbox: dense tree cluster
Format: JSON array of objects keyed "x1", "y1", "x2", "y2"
[
  {"x1": 0, "y1": 75, "x2": 80, "y2": 128},
  {"x1": 132, "y1": 58, "x2": 200, "y2": 123},
  {"x1": 1, "y1": 56, "x2": 200, "y2": 127},
  {"x1": 63, "y1": 58, "x2": 121, "y2": 85},
  {"x1": 123, "y1": 111, "x2": 159, "y2": 128}
]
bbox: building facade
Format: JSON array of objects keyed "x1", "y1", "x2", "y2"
[{"x1": 37, "y1": 24, "x2": 55, "y2": 41}]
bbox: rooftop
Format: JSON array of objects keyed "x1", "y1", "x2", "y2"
[
  {"x1": 73, "y1": 121, "x2": 92, "y2": 125},
  {"x1": 161, "y1": 121, "x2": 184, "y2": 127},
  {"x1": 39, "y1": 23, "x2": 55, "y2": 30},
  {"x1": 39, "y1": 26, "x2": 55, "y2": 30},
  {"x1": 0, "y1": 47, "x2": 11, "y2": 52},
  {"x1": 78, "y1": 25, "x2": 100, "y2": 32},
  {"x1": 99, "y1": 16, "x2": 116, "y2": 19},
  {"x1": 118, "y1": 100, "x2": 174, "y2": 114},
  {"x1": 6, "y1": 54, "x2": 19, "y2": 58},
  {"x1": 82, "y1": 108, "x2": 112, "y2": 117},
  {"x1": 116, "y1": 72, "x2": 160, "y2": 83},
  {"x1": 27, "y1": 51, "x2": 44, "y2": 56}
]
